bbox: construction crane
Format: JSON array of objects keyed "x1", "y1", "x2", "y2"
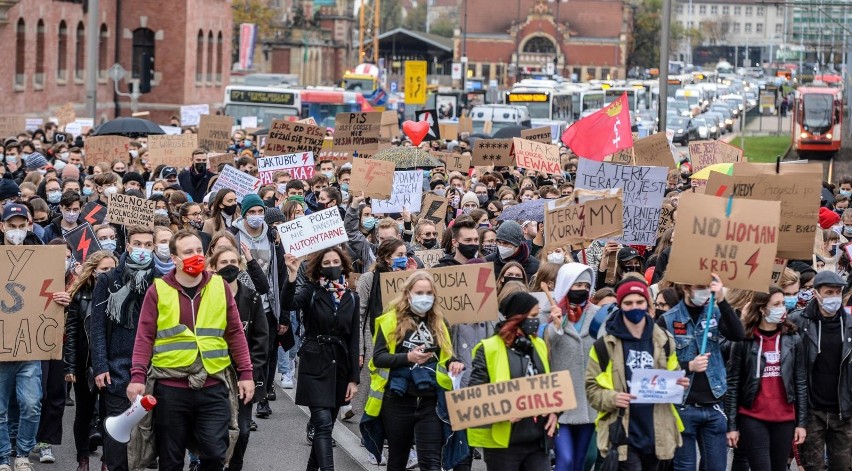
[{"x1": 358, "y1": 0, "x2": 380, "y2": 64}]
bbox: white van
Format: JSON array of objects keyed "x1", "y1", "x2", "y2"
[{"x1": 469, "y1": 105, "x2": 532, "y2": 135}]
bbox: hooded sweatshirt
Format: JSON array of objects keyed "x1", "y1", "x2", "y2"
[
  {"x1": 553, "y1": 262, "x2": 596, "y2": 327},
  {"x1": 232, "y1": 218, "x2": 273, "y2": 312}
]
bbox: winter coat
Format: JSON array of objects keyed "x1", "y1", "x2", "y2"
[
  {"x1": 177, "y1": 168, "x2": 216, "y2": 203},
  {"x1": 229, "y1": 221, "x2": 290, "y2": 325},
  {"x1": 235, "y1": 282, "x2": 270, "y2": 397},
  {"x1": 63, "y1": 286, "x2": 93, "y2": 377}
]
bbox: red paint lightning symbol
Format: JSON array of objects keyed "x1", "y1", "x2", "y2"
[
  {"x1": 475, "y1": 267, "x2": 494, "y2": 312},
  {"x1": 84, "y1": 205, "x2": 102, "y2": 225},
  {"x1": 715, "y1": 185, "x2": 728, "y2": 197},
  {"x1": 78, "y1": 229, "x2": 92, "y2": 261},
  {"x1": 745, "y1": 249, "x2": 760, "y2": 277},
  {"x1": 364, "y1": 162, "x2": 380, "y2": 186},
  {"x1": 302, "y1": 153, "x2": 310, "y2": 165},
  {"x1": 39, "y1": 279, "x2": 54, "y2": 310}
]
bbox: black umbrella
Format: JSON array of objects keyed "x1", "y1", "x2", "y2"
[
  {"x1": 91, "y1": 117, "x2": 165, "y2": 138},
  {"x1": 492, "y1": 125, "x2": 531, "y2": 139}
]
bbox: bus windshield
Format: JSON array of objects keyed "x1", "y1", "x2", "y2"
[
  {"x1": 343, "y1": 78, "x2": 375, "y2": 92},
  {"x1": 303, "y1": 103, "x2": 361, "y2": 128},
  {"x1": 803, "y1": 94, "x2": 833, "y2": 132},
  {"x1": 605, "y1": 90, "x2": 636, "y2": 111},
  {"x1": 223, "y1": 104, "x2": 299, "y2": 127}
]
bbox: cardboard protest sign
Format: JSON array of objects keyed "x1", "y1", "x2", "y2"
[
  {"x1": 241, "y1": 116, "x2": 258, "y2": 129},
  {"x1": 439, "y1": 123, "x2": 459, "y2": 141},
  {"x1": 629, "y1": 369, "x2": 686, "y2": 403},
  {"x1": 421, "y1": 193, "x2": 448, "y2": 224},
  {"x1": 297, "y1": 117, "x2": 318, "y2": 125},
  {"x1": 545, "y1": 190, "x2": 623, "y2": 247},
  {"x1": 84, "y1": 136, "x2": 130, "y2": 163},
  {"x1": 415, "y1": 109, "x2": 441, "y2": 141},
  {"x1": 197, "y1": 115, "x2": 234, "y2": 152},
  {"x1": 106, "y1": 193, "x2": 156, "y2": 228},
  {"x1": 379, "y1": 111, "x2": 401, "y2": 140},
  {"x1": 256, "y1": 152, "x2": 315, "y2": 184},
  {"x1": 63, "y1": 223, "x2": 101, "y2": 263},
  {"x1": 0, "y1": 246, "x2": 66, "y2": 361},
  {"x1": 317, "y1": 148, "x2": 353, "y2": 166},
  {"x1": 333, "y1": 112, "x2": 385, "y2": 152},
  {"x1": 81, "y1": 202, "x2": 107, "y2": 226},
  {"x1": 415, "y1": 249, "x2": 444, "y2": 268},
  {"x1": 350, "y1": 158, "x2": 395, "y2": 199},
  {"x1": 705, "y1": 172, "x2": 821, "y2": 259},
  {"x1": 445, "y1": 371, "x2": 576, "y2": 431},
  {"x1": 575, "y1": 159, "x2": 668, "y2": 245},
  {"x1": 441, "y1": 152, "x2": 471, "y2": 174},
  {"x1": 372, "y1": 170, "x2": 424, "y2": 214},
  {"x1": 56, "y1": 102, "x2": 76, "y2": 127},
  {"x1": 633, "y1": 133, "x2": 676, "y2": 168},
  {"x1": 207, "y1": 153, "x2": 234, "y2": 172},
  {"x1": 716, "y1": 141, "x2": 744, "y2": 164},
  {"x1": 380, "y1": 264, "x2": 499, "y2": 324},
  {"x1": 734, "y1": 161, "x2": 823, "y2": 177},
  {"x1": 267, "y1": 118, "x2": 326, "y2": 155},
  {"x1": 458, "y1": 117, "x2": 473, "y2": 134},
  {"x1": 472, "y1": 139, "x2": 513, "y2": 167},
  {"x1": 771, "y1": 258, "x2": 788, "y2": 284},
  {"x1": 276, "y1": 207, "x2": 348, "y2": 257},
  {"x1": 604, "y1": 147, "x2": 634, "y2": 165},
  {"x1": 520, "y1": 126, "x2": 553, "y2": 144},
  {"x1": 146, "y1": 134, "x2": 198, "y2": 168},
  {"x1": 208, "y1": 165, "x2": 260, "y2": 203},
  {"x1": 512, "y1": 138, "x2": 560, "y2": 175},
  {"x1": 25, "y1": 118, "x2": 43, "y2": 132},
  {"x1": 688, "y1": 140, "x2": 743, "y2": 174},
  {"x1": 665, "y1": 192, "x2": 780, "y2": 292},
  {"x1": 0, "y1": 115, "x2": 26, "y2": 138},
  {"x1": 180, "y1": 104, "x2": 209, "y2": 126},
  {"x1": 657, "y1": 203, "x2": 675, "y2": 239}
]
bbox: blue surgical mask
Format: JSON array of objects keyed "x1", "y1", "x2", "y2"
[
  {"x1": 391, "y1": 256, "x2": 408, "y2": 270},
  {"x1": 47, "y1": 191, "x2": 61, "y2": 204},
  {"x1": 100, "y1": 239, "x2": 117, "y2": 252},
  {"x1": 841, "y1": 190, "x2": 852, "y2": 198},
  {"x1": 82, "y1": 187, "x2": 93, "y2": 197},
  {"x1": 151, "y1": 190, "x2": 164, "y2": 197},
  {"x1": 434, "y1": 188, "x2": 446, "y2": 197},
  {"x1": 784, "y1": 295, "x2": 798, "y2": 310},
  {"x1": 246, "y1": 214, "x2": 265, "y2": 229},
  {"x1": 129, "y1": 247, "x2": 152, "y2": 264},
  {"x1": 363, "y1": 216, "x2": 377, "y2": 230},
  {"x1": 340, "y1": 183, "x2": 349, "y2": 192}
]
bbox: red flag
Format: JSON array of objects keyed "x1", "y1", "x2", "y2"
[{"x1": 560, "y1": 92, "x2": 633, "y2": 161}]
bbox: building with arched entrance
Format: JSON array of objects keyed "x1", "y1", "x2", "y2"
[{"x1": 454, "y1": 0, "x2": 630, "y2": 86}]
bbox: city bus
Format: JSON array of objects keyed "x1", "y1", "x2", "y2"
[
  {"x1": 793, "y1": 86, "x2": 842, "y2": 156},
  {"x1": 299, "y1": 87, "x2": 370, "y2": 128},
  {"x1": 223, "y1": 86, "x2": 301, "y2": 127}
]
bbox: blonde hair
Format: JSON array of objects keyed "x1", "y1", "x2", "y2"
[
  {"x1": 68, "y1": 250, "x2": 118, "y2": 299},
  {"x1": 389, "y1": 271, "x2": 450, "y2": 355},
  {"x1": 779, "y1": 268, "x2": 800, "y2": 290}
]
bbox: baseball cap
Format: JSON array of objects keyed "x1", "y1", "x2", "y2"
[
  {"x1": 2, "y1": 204, "x2": 29, "y2": 221},
  {"x1": 160, "y1": 167, "x2": 178, "y2": 179},
  {"x1": 617, "y1": 247, "x2": 643, "y2": 263}
]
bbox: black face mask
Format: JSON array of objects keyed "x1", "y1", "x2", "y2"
[
  {"x1": 217, "y1": 264, "x2": 240, "y2": 283},
  {"x1": 194, "y1": 162, "x2": 207, "y2": 174},
  {"x1": 457, "y1": 242, "x2": 479, "y2": 259},
  {"x1": 520, "y1": 317, "x2": 540, "y2": 336},
  {"x1": 321, "y1": 265, "x2": 343, "y2": 281},
  {"x1": 503, "y1": 275, "x2": 524, "y2": 284},
  {"x1": 222, "y1": 204, "x2": 238, "y2": 216},
  {"x1": 567, "y1": 289, "x2": 590, "y2": 305},
  {"x1": 114, "y1": 171, "x2": 125, "y2": 178},
  {"x1": 422, "y1": 238, "x2": 437, "y2": 249}
]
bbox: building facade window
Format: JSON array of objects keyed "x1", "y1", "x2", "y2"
[
  {"x1": 216, "y1": 32, "x2": 223, "y2": 83},
  {"x1": 711, "y1": 6, "x2": 717, "y2": 15},
  {"x1": 206, "y1": 31, "x2": 214, "y2": 82},
  {"x1": 723, "y1": 6, "x2": 729, "y2": 15},
  {"x1": 775, "y1": 23, "x2": 783, "y2": 33},
  {"x1": 36, "y1": 20, "x2": 45, "y2": 86},
  {"x1": 733, "y1": 22, "x2": 741, "y2": 33},
  {"x1": 99, "y1": 24, "x2": 108, "y2": 79},
  {"x1": 757, "y1": 6, "x2": 765, "y2": 15},
  {"x1": 699, "y1": 6, "x2": 706, "y2": 15},
  {"x1": 15, "y1": 19, "x2": 25, "y2": 87},
  {"x1": 481, "y1": 63, "x2": 491, "y2": 79},
  {"x1": 734, "y1": 6, "x2": 741, "y2": 15},
  {"x1": 75, "y1": 22, "x2": 85, "y2": 80},
  {"x1": 58, "y1": 21, "x2": 68, "y2": 81},
  {"x1": 131, "y1": 28, "x2": 155, "y2": 79},
  {"x1": 676, "y1": 5, "x2": 683, "y2": 14},
  {"x1": 745, "y1": 6, "x2": 752, "y2": 15},
  {"x1": 756, "y1": 23, "x2": 763, "y2": 33},
  {"x1": 745, "y1": 23, "x2": 752, "y2": 32},
  {"x1": 523, "y1": 36, "x2": 556, "y2": 54},
  {"x1": 196, "y1": 30, "x2": 204, "y2": 82}
]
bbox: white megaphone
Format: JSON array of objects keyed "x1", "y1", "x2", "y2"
[{"x1": 105, "y1": 394, "x2": 157, "y2": 443}]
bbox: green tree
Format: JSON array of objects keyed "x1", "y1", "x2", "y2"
[
  {"x1": 232, "y1": 0, "x2": 277, "y2": 38},
  {"x1": 378, "y1": 0, "x2": 403, "y2": 33},
  {"x1": 628, "y1": 0, "x2": 701, "y2": 69},
  {"x1": 403, "y1": 2, "x2": 427, "y2": 31},
  {"x1": 430, "y1": 13, "x2": 456, "y2": 38}
]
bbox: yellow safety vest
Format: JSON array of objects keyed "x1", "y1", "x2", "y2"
[
  {"x1": 364, "y1": 310, "x2": 453, "y2": 417},
  {"x1": 151, "y1": 276, "x2": 232, "y2": 375},
  {"x1": 467, "y1": 335, "x2": 550, "y2": 449}
]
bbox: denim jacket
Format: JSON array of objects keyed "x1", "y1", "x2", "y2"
[{"x1": 661, "y1": 301, "x2": 727, "y2": 401}]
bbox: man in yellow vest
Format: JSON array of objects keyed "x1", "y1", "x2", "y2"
[{"x1": 127, "y1": 230, "x2": 255, "y2": 470}]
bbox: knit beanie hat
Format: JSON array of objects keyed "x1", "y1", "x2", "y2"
[
  {"x1": 0, "y1": 174, "x2": 20, "y2": 201},
  {"x1": 498, "y1": 291, "x2": 539, "y2": 319},
  {"x1": 461, "y1": 191, "x2": 479, "y2": 208},
  {"x1": 819, "y1": 207, "x2": 841, "y2": 229},
  {"x1": 241, "y1": 193, "x2": 265, "y2": 218},
  {"x1": 122, "y1": 171, "x2": 145, "y2": 188},
  {"x1": 496, "y1": 220, "x2": 525, "y2": 247},
  {"x1": 616, "y1": 280, "x2": 651, "y2": 305},
  {"x1": 265, "y1": 207, "x2": 286, "y2": 226},
  {"x1": 25, "y1": 152, "x2": 48, "y2": 171}
]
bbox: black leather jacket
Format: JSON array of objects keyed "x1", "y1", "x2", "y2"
[
  {"x1": 63, "y1": 286, "x2": 93, "y2": 376},
  {"x1": 725, "y1": 331, "x2": 808, "y2": 431}
]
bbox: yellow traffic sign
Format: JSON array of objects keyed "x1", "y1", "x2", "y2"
[{"x1": 405, "y1": 61, "x2": 427, "y2": 105}]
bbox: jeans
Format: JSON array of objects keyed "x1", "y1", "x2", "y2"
[
  {"x1": 0, "y1": 361, "x2": 42, "y2": 460},
  {"x1": 482, "y1": 442, "x2": 550, "y2": 471},
  {"x1": 153, "y1": 382, "x2": 230, "y2": 471},
  {"x1": 72, "y1": 378, "x2": 99, "y2": 456},
  {"x1": 279, "y1": 311, "x2": 300, "y2": 376},
  {"x1": 381, "y1": 394, "x2": 442, "y2": 471},
  {"x1": 799, "y1": 409, "x2": 852, "y2": 471},
  {"x1": 102, "y1": 392, "x2": 130, "y2": 471},
  {"x1": 621, "y1": 446, "x2": 661, "y2": 471},
  {"x1": 736, "y1": 415, "x2": 795, "y2": 471},
  {"x1": 554, "y1": 423, "x2": 594, "y2": 471},
  {"x1": 308, "y1": 407, "x2": 338, "y2": 471},
  {"x1": 227, "y1": 401, "x2": 253, "y2": 471},
  {"x1": 673, "y1": 403, "x2": 728, "y2": 471},
  {"x1": 36, "y1": 359, "x2": 65, "y2": 445}
]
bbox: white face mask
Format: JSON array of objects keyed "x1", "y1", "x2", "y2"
[
  {"x1": 498, "y1": 245, "x2": 516, "y2": 260},
  {"x1": 103, "y1": 185, "x2": 118, "y2": 196},
  {"x1": 156, "y1": 243, "x2": 171, "y2": 260},
  {"x1": 820, "y1": 295, "x2": 843, "y2": 314},
  {"x1": 546, "y1": 252, "x2": 565, "y2": 264},
  {"x1": 690, "y1": 288, "x2": 712, "y2": 306},
  {"x1": 410, "y1": 294, "x2": 435, "y2": 315},
  {"x1": 765, "y1": 306, "x2": 787, "y2": 324},
  {"x1": 4, "y1": 229, "x2": 26, "y2": 245}
]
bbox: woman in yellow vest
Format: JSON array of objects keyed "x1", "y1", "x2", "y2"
[
  {"x1": 468, "y1": 291, "x2": 558, "y2": 471},
  {"x1": 365, "y1": 271, "x2": 464, "y2": 471}
]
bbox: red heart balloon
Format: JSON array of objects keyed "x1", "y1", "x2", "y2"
[{"x1": 402, "y1": 120, "x2": 430, "y2": 146}]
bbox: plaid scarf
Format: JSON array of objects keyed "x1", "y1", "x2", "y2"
[{"x1": 320, "y1": 276, "x2": 348, "y2": 307}]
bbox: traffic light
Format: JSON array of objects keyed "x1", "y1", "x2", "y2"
[{"x1": 139, "y1": 52, "x2": 154, "y2": 94}]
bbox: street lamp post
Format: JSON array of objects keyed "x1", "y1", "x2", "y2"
[
  {"x1": 658, "y1": 0, "x2": 672, "y2": 131},
  {"x1": 85, "y1": 0, "x2": 99, "y2": 119}
]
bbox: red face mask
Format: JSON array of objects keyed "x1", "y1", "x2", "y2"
[{"x1": 181, "y1": 254, "x2": 206, "y2": 276}]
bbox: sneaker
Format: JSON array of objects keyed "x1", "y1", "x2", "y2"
[
  {"x1": 0, "y1": 464, "x2": 10, "y2": 471},
  {"x1": 250, "y1": 419, "x2": 258, "y2": 431},
  {"x1": 256, "y1": 400, "x2": 272, "y2": 419},
  {"x1": 88, "y1": 429, "x2": 103, "y2": 452},
  {"x1": 188, "y1": 462, "x2": 199, "y2": 471},
  {"x1": 367, "y1": 451, "x2": 387, "y2": 466},
  {"x1": 306, "y1": 422, "x2": 314, "y2": 444},
  {"x1": 37, "y1": 443, "x2": 55, "y2": 463},
  {"x1": 14, "y1": 458, "x2": 33, "y2": 471},
  {"x1": 267, "y1": 389, "x2": 277, "y2": 401},
  {"x1": 405, "y1": 449, "x2": 418, "y2": 470},
  {"x1": 339, "y1": 404, "x2": 355, "y2": 421},
  {"x1": 280, "y1": 374, "x2": 294, "y2": 389}
]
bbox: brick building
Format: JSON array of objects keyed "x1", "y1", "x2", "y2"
[
  {"x1": 455, "y1": 0, "x2": 630, "y2": 85},
  {"x1": 0, "y1": 0, "x2": 232, "y2": 123}
]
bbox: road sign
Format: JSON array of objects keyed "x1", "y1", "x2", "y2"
[
  {"x1": 451, "y1": 63, "x2": 462, "y2": 80},
  {"x1": 405, "y1": 61, "x2": 427, "y2": 105},
  {"x1": 108, "y1": 63, "x2": 126, "y2": 82},
  {"x1": 390, "y1": 81, "x2": 398, "y2": 93}
]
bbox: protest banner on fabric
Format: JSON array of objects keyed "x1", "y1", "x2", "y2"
[
  {"x1": 664, "y1": 192, "x2": 780, "y2": 292},
  {"x1": 276, "y1": 207, "x2": 348, "y2": 258},
  {"x1": 633, "y1": 133, "x2": 677, "y2": 168},
  {"x1": 333, "y1": 112, "x2": 385, "y2": 152},
  {"x1": 421, "y1": 193, "x2": 448, "y2": 224},
  {"x1": 256, "y1": 152, "x2": 315, "y2": 184},
  {"x1": 512, "y1": 138, "x2": 561, "y2": 175},
  {"x1": 705, "y1": 172, "x2": 820, "y2": 260},
  {"x1": 84, "y1": 136, "x2": 130, "y2": 163},
  {"x1": 106, "y1": 194, "x2": 156, "y2": 228},
  {"x1": 521, "y1": 126, "x2": 553, "y2": 144},
  {"x1": 198, "y1": 115, "x2": 235, "y2": 152},
  {"x1": 350, "y1": 158, "x2": 395, "y2": 199},
  {"x1": 371, "y1": 170, "x2": 424, "y2": 214},
  {"x1": 180, "y1": 104, "x2": 209, "y2": 126},
  {"x1": 147, "y1": 134, "x2": 198, "y2": 168},
  {"x1": 63, "y1": 223, "x2": 101, "y2": 264},
  {"x1": 415, "y1": 249, "x2": 444, "y2": 268},
  {"x1": 0, "y1": 246, "x2": 66, "y2": 361},
  {"x1": 267, "y1": 118, "x2": 326, "y2": 155},
  {"x1": 472, "y1": 139, "x2": 513, "y2": 167},
  {"x1": 0, "y1": 115, "x2": 26, "y2": 138},
  {"x1": 209, "y1": 165, "x2": 260, "y2": 203},
  {"x1": 81, "y1": 202, "x2": 107, "y2": 226},
  {"x1": 380, "y1": 263, "x2": 499, "y2": 324},
  {"x1": 575, "y1": 159, "x2": 667, "y2": 245},
  {"x1": 445, "y1": 371, "x2": 576, "y2": 431}
]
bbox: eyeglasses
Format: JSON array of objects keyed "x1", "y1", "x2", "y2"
[{"x1": 655, "y1": 303, "x2": 670, "y2": 310}]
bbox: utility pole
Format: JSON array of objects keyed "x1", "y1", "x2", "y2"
[
  {"x1": 659, "y1": 0, "x2": 672, "y2": 131},
  {"x1": 85, "y1": 0, "x2": 99, "y2": 119}
]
